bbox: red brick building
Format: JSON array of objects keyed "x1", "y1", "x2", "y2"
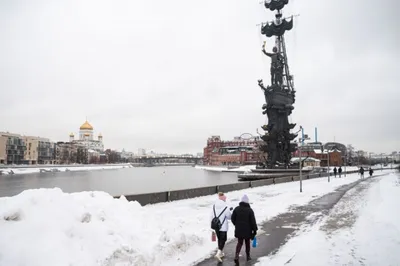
[
  {"x1": 203, "y1": 136, "x2": 261, "y2": 166},
  {"x1": 314, "y1": 149, "x2": 343, "y2": 166},
  {"x1": 292, "y1": 144, "x2": 344, "y2": 167}
]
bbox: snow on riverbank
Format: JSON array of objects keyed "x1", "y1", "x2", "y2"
[
  {"x1": 1, "y1": 170, "x2": 391, "y2": 266},
  {"x1": 195, "y1": 164, "x2": 395, "y2": 174},
  {"x1": 0, "y1": 164, "x2": 132, "y2": 175},
  {"x1": 195, "y1": 164, "x2": 256, "y2": 173},
  {"x1": 256, "y1": 172, "x2": 400, "y2": 266}
]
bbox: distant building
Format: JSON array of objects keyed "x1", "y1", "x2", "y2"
[
  {"x1": 203, "y1": 135, "x2": 261, "y2": 166},
  {"x1": 55, "y1": 142, "x2": 87, "y2": 164},
  {"x1": 69, "y1": 120, "x2": 104, "y2": 152},
  {"x1": 324, "y1": 142, "x2": 347, "y2": 155},
  {"x1": 138, "y1": 148, "x2": 146, "y2": 156},
  {"x1": 121, "y1": 149, "x2": 134, "y2": 161},
  {"x1": 23, "y1": 136, "x2": 56, "y2": 165},
  {"x1": 292, "y1": 141, "x2": 346, "y2": 167},
  {"x1": 0, "y1": 132, "x2": 26, "y2": 165},
  {"x1": 314, "y1": 148, "x2": 343, "y2": 167},
  {"x1": 291, "y1": 157, "x2": 321, "y2": 167}
]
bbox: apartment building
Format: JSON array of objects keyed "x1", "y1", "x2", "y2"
[
  {"x1": 24, "y1": 136, "x2": 56, "y2": 165},
  {"x1": 55, "y1": 142, "x2": 88, "y2": 164},
  {"x1": 0, "y1": 132, "x2": 26, "y2": 165}
]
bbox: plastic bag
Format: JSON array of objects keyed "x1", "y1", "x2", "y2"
[{"x1": 252, "y1": 236, "x2": 257, "y2": 248}]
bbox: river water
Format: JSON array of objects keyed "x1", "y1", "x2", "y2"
[{"x1": 0, "y1": 166, "x2": 239, "y2": 197}]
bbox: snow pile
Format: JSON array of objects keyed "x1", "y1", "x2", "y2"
[
  {"x1": 0, "y1": 188, "x2": 185, "y2": 266},
  {"x1": 0, "y1": 164, "x2": 131, "y2": 175},
  {"x1": 195, "y1": 165, "x2": 256, "y2": 173},
  {"x1": 256, "y1": 172, "x2": 400, "y2": 265},
  {"x1": 0, "y1": 171, "x2": 390, "y2": 266}
]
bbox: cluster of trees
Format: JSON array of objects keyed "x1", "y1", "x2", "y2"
[
  {"x1": 346, "y1": 144, "x2": 395, "y2": 166},
  {"x1": 104, "y1": 149, "x2": 122, "y2": 164},
  {"x1": 346, "y1": 144, "x2": 372, "y2": 165},
  {"x1": 58, "y1": 147, "x2": 88, "y2": 164},
  {"x1": 56, "y1": 145, "x2": 126, "y2": 165}
]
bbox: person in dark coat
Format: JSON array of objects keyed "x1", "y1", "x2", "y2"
[
  {"x1": 360, "y1": 167, "x2": 365, "y2": 179},
  {"x1": 333, "y1": 167, "x2": 337, "y2": 177},
  {"x1": 338, "y1": 166, "x2": 342, "y2": 178},
  {"x1": 369, "y1": 168, "x2": 374, "y2": 177},
  {"x1": 231, "y1": 194, "x2": 258, "y2": 263}
]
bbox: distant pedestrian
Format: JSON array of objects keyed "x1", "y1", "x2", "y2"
[
  {"x1": 333, "y1": 167, "x2": 337, "y2": 177},
  {"x1": 359, "y1": 167, "x2": 365, "y2": 179},
  {"x1": 369, "y1": 168, "x2": 374, "y2": 177},
  {"x1": 210, "y1": 192, "x2": 232, "y2": 262},
  {"x1": 231, "y1": 195, "x2": 258, "y2": 264},
  {"x1": 338, "y1": 166, "x2": 342, "y2": 178}
]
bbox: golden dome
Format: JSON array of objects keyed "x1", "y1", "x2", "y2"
[
  {"x1": 98, "y1": 133, "x2": 103, "y2": 137},
  {"x1": 80, "y1": 120, "x2": 93, "y2": 130},
  {"x1": 69, "y1": 133, "x2": 74, "y2": 137},
  {"x1": 84, "y1": 133, "x2": 90, "y2": 136}
]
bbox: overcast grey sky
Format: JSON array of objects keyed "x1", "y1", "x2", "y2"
[{"x1": 0, "y1": 0, "x2": 399, "y2": 154}]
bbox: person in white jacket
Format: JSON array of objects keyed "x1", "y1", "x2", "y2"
[{"x1": 210, "y1": 192, "x2": 232, "y2": 262}]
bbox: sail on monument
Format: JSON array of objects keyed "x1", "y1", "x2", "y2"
[{"x1": 257, "y1": 0, "x2": 298, "y2": 169}]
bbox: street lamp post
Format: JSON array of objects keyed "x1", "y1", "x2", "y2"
[
  {"x1": 299, "y1": 144, "x2": 303, "y2": 193},
  {"x1": 327, "y1": 148, "x2": 330, "y2": 182},
  {"x1": 344, "y1": 150, "x2": 347, "y2": 177},
  {"x1": 298, "y1": 127, "x2": 309, "y2": 193}
]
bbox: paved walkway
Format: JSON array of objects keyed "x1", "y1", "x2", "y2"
[{"x1": 195, "y1": 173, "x2": 388, "y2": 266}]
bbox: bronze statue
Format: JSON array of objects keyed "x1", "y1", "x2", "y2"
[
  {"x1": 262, "y1": 42, "x2": 284, "y2": 85},
  {"x1": 257, "y1": 2, "x2": 297, "y2": 169}
]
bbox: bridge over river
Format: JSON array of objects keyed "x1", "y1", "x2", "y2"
[{"x1": 131, "y1": 155, "x2": 203, "y2": 165}]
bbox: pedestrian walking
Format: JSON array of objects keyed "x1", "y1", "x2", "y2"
[
  {"x1": 338, "y1": 166, "x2": 342, "y2": 178},
  {"x1": 333, "y1": 167, "x2": 337, "y2": 178},
  {"x1": 369, "y1": 168, "x2": 374, "y2": 177},
  {"x1": 210, "y1": 192, "x2": 232, "y2": 262},
  {"x1": 359, "y1": 166, "x2": 365, "y2": 179},
  {"x1": 231, "y1": 194, "x2": 258, "y2": 264}
]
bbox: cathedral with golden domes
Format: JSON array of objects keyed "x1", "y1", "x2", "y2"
[{"x1": 68, "y1": 120, "x2": 104, "y2": 152}]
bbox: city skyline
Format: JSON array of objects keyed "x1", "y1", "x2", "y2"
[{"x1": 0, "y1": 0, "x2": 399, "y2": 155}]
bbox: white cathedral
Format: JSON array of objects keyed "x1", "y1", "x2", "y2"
[{"x1": 69, "y1": 120, "x2": 104, "y2": 152}]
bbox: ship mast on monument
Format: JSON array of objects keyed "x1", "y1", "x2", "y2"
[{"x1": 257, "y1": 0, "x2": 298, "y2": 169}]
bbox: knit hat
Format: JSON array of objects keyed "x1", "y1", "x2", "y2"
[
  {"x1": 241, "y1": 194, "x2": 249, "y2": 203},
  {"x1": 218, "y1": 192, "x2": 227, "y2": 202}
]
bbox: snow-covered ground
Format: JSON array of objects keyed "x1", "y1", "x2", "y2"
[
  {"x1": 256, "y1": 171, "x2": 400, "y2": 266},
  {"x1": 0, "y1": 170, "x2": 390, "y2": 266},
  {"x1": 0, "y1": 164, "x2": 132, "y2": 175}
]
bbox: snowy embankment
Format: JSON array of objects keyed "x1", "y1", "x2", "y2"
[
  {"x1": 256, "y1": 171, "x2": 400, "y2": 266},
  {"x1": 0, "y1": 164, "x2": 132, "y2": 175},
  {"x1": 194, "y1": 164, "x2": 256, "y2": 173},
  {"x1": 0, "y1": 170, "x2": 392, "y2": 266},
  {"x1": 195, "y1": 164, "x2": 396, "y2": 173}
]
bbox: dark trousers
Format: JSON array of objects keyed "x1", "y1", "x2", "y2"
[
  {"x1": 216, "y1": 231, "x2": 227, "y2": 250},
  {"x1": 235, "y1": 238, "x2": 250, "y2": 256}
]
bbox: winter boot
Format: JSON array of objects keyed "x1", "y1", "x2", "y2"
[
  {"x1": 234, "y1": 253, "x2": 239, "y2": 264},
  {"x1": 214, "y1": 249, "x2": 223, "y2": 262},
  {"x1": 246, "y1": 255, "x2": 252, "y2": 261}
]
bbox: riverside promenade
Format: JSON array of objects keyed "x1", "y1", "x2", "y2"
[{"x1": 195, "y1": 172, "x2": 390, "y2": 265}]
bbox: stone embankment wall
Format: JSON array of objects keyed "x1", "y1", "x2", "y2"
[{"x1": 117, "y1": 170, "x2": 364, "y2": 206}]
